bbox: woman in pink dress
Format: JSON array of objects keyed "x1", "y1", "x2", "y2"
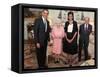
[{"x1": 51, "y1": 20, "x2": 65, "y2": 63}]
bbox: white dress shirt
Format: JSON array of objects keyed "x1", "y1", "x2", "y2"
[{"x1": 67, "y1": 23, "x2": 73, "y2": 32}]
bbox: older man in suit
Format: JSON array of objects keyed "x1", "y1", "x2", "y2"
[
  {"x1": 78, "y1": 17, "x2": 92, "y2": 62},
  {"x1": 34, "y1": 9, "x2": 51, "y2": 69}
]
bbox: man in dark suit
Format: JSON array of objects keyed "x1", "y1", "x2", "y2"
[
  {"x1": 34, "y1": 9, "x2": 51, "y2": 69},
  {"x1": 78, "y1": 17, "x2": 92, "y2": 62}
]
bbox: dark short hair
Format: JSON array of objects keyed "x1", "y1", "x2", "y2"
[
  {"x1": 67, "y1": 11, "x2": 74, "y2": 20},
  {"x1": 42, "y1": 9, "x2": 49, "y2": 13}
]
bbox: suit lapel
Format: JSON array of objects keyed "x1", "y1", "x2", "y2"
[
  {"x1": 40, "y1": 17, "x2": 45, "y2": 26},
  {"x1": 82, "y1": 24, "x2": 85, "y2": 31},
  {"x1": 40, "y1": 17, "x2": 45, "y2": 29},
  {"x1": 40, "y1": 17, "x2": 48, "y2": 32}
]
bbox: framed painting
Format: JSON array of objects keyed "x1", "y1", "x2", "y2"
[{"x1": 11, "y1": 3, "x2": 98, "y2": 73}]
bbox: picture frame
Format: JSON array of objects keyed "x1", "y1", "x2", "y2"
[{"x1": 11, "y1": 3, "x2": 98, "y2": 73}]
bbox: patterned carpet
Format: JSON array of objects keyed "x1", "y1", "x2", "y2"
[{"x1": 24, "y1": 42, "x2": 95, "y2": 69}]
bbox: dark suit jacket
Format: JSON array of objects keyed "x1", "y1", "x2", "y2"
[
  {"x1": 34, "y1": 17, "x2": 51, "y2": 46},
  {"x1": 79, "y1": 24, "x2": 92, "y2": 41}
]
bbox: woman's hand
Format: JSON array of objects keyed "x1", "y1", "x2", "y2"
[
  {"x1": 36, "y1": 43, "x2": 40, "y2": 48},
  {"x1": 48, "y1": 40, "x2": 53, "y2": 46},
  {"x1": 66, "y1": 37, "x2": 73, "y2": 43},
  {"x1": 69, "y1": 39, "x2": 73, "y2": 43},
  {"x1": 65, "y1": 32, "x2": 77, "y2": 43},
  {"x1": 67, "y1": 39, "x2": 72, "y2": 43}
]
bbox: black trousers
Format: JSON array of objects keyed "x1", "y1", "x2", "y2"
[
  {"x1": 78, "y1": 38, "x2": 89, "y2": 61},
  {"x1": 36, "y1": 41, "x2": 47, "y2": 68}
]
